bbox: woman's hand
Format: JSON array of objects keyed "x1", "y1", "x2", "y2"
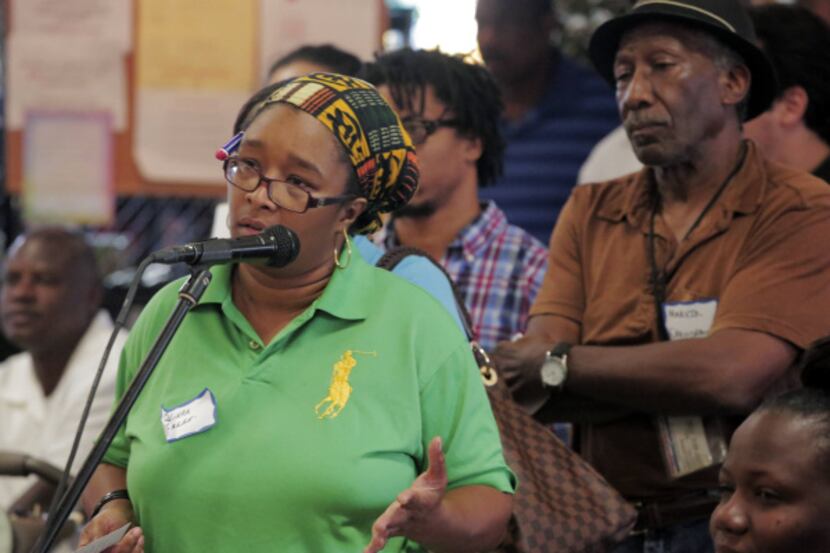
[
  {"x1": 78, "y1": 501, "x2": 144, "y2": 553},
  {"x1": 364, "y1": 436, "x2": 447, "y2": 553}
]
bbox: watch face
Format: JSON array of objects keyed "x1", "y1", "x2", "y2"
[{"x1": 540, "y1": 356, "x2": 566, "y2": 387}]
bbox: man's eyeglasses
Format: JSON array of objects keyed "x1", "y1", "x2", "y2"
[
  {"x1": 401, "y1": 116, "x2": 461, "y2": 145},
  {"x1": 224, "y1": 157, "x2": 355, "y2": 213}
]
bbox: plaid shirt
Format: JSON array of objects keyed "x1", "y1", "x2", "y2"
[{"x1": 383, "y1": 201, "x2": 548, "y2": 352}]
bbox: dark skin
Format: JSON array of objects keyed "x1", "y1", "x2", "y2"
[
  {"x1": 226, "y1": 106, "x2": 368, "y2": 343},
  {"x1": 1, "y1": 234, "x2": 101, "y2": 396},
  {"x1": 493, "y1": 24, "x2": 797, "y2": 422},
  {"x1": 79, "y1": 465, "x2": 140, "y2": 553},
  {"x1": 81, "y1": 104, "x2": 511, "y2": 553},
  {"x1": 79, "y1": 104, "x2": 364, "y2": 553},
  {"x1": 1, "y1": 230, "x2": 102, "y2": 514},
  {"x1": 711, "y1": 409, "x2": 830, "y2": 553},
  {"x1": 376, "y1": 84, "x2": 483, "y2": 262},
  {"x1": 475, "y1": 0, "x2": 557, "y2": 121}
]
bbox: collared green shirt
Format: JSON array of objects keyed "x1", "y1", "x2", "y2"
[{"x1": 105, "y1": 251, "x2": 515, "y2": 552}]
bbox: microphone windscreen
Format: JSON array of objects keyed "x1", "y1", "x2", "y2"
[{"x1": 263, "y1": 225, "x2": 300, "y2": 267}]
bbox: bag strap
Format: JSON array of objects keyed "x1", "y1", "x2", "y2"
[{"x1": 376, "y1": 246, "x2": 498, "y2": 385}]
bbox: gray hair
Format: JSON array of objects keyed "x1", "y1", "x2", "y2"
[{"x1": 680, "y1": 26, "x2": 751, "y2": 121}]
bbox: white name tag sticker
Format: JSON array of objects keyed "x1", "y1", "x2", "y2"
[
  {"x1": 161, "y1": 388, "x2": 217, "y2": 442},
  {"x1": 663, "y1": 299, "x2": 718, "y2": 341}
]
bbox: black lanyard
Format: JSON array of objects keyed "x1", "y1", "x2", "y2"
[{"x1": 647, "y1": 143, "x2": 748, "y2": 340}]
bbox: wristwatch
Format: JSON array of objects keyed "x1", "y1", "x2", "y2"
[{"x1": 540, "y1": 342, "x2": 572, "y2": 390}]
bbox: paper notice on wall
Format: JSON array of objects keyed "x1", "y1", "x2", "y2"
[
  {"x1": 6, "y1": 34, "x2": 127, "y2": 131},
  {"x1": 134, "y1": 0, "x2": 256, "y2": 183},
  {"x1": 136, "y1": 0, "x2": 257, "y2": 90},
  {"x1": 259, "y1": 0, "x2": 380, "y2": 81},
  {"x1": 11, "y1": 0, "x2": 132, "y2": 52},
  {"x1": 22, "y1": 112, "x2": 114, "y2": 226},
  {"x1": 134, "y1": 89, "x2": 248, "y2": 183}
]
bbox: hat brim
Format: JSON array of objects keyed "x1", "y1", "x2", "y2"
[{"x1": 589, "y1": 11, "x2": 777, "y2": 121}]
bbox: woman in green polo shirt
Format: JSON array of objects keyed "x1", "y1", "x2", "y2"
[{"x1": 78, "y1": 74, "x2": 515, "y2": 553}]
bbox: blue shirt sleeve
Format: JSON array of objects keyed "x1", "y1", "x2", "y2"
[{"x1": 353, "y1": 236, "x2": 467, "y2": 333}]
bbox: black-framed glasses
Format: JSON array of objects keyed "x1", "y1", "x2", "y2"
[
  {"x1": 401, "y1": 116, "x2": 461, "y2": 145},
  {"x1": 224, "y1": 157, "x2": 355, "y2": 213}
]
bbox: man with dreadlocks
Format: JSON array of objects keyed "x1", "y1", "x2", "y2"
[{"x1": 364, "y1": 49, "x2": 548, "y2": 353}]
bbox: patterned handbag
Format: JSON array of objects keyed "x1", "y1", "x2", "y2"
[
  {"x1": 376, "y1": 247, "x2": 637, "y2": 553},
  {"x1": 475, "y1": 345, "x2": 637, "y2": 553}
]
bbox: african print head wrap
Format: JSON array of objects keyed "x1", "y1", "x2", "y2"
[{"x1": 245, "y1": 73, "x2": 419, "y2": 235}]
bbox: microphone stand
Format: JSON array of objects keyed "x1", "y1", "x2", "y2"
[{"x1": 33, "y1": 267, "x2": 213, "y2": 553}]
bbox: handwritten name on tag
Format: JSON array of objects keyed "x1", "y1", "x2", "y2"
[
  {"x1": 663, "y1": 299, "x2": 717, "y2": 341},
  {"x1": 161, "y1": 388, "x2": 217, "y2": 442}
]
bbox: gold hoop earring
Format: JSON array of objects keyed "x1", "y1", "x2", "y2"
[{"x1": 334, "y1": 229, "x2": 352, "y2": 270}]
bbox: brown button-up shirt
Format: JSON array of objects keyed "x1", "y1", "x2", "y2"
[{"x1": 531, "y1": 141, "x2": 830, "y2": 499}]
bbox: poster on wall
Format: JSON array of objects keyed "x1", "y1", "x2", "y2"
[
  {"x1": 11, "y1": 0, "x2": 132, "y2": 52},
  {"x1": 6, "y1": 35, "x2": 127, "y2": 132},
  {"x1": 5, "y1": 0, "x2": 385, "y2": 196},
  {"x1": 133, "y1": 0, "x2": 258, "y2": 183},
  {"x1": 22, "y1": 111, "x2": 114, "y2": 225}
]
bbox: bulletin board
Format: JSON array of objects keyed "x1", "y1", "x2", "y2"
[{"x1": 4, "y1": 0, "x2": 386, "y2": 223}]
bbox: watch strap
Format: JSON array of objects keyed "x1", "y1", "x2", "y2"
[{"x1": 549, "y1": 342, "x2": 572, "y2": 359}]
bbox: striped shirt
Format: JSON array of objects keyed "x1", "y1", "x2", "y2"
[
  {"x1": 479, "y1": 53, "x2": 620, "y2": 244},
  {"x1": 384, "y1": 201, "x2": 548, "y2": 352}
]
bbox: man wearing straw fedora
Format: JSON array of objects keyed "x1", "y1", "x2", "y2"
[{"x1": 493, "y1": 0, "x2": 830, "y2": 550}]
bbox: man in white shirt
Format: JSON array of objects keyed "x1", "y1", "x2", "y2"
[{"x1": 0, "y1": 228, "x2": 123, "y2": 515}]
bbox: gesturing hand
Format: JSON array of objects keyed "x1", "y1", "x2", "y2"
[
  {"x1": 78, "y1": 502, "x2": 144, "y2": 553},
  {"x1": 364, "y1": 436, "x2": 448, "y2": 553}
]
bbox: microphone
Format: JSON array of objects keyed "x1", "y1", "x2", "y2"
[{"x1": 149, "y1": 225, "x2": 300, "y2": 267}]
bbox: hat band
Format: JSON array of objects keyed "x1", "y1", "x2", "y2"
[{"x1": 633, "y1": 0, "x2": 736, "y2": 32}]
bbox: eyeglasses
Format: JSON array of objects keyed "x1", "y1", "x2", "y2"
[
  {"x1": 401, "y1": 116, "x2": 461, "y2": 145},
  {"x1": 224, "y1": 157, "x2": 355, "y2": 213}
]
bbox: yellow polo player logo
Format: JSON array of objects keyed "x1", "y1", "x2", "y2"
[{"x1": 315, "y1": 350, "x2": 376, "y2": 419}]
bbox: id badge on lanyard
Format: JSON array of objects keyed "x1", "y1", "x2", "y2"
[
  {"x1": 657, "y1": 300, "x2": 728, "y2": 479},
  {"x1": 648, "y1": 149, "x2": 745, "y2": 479}
]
